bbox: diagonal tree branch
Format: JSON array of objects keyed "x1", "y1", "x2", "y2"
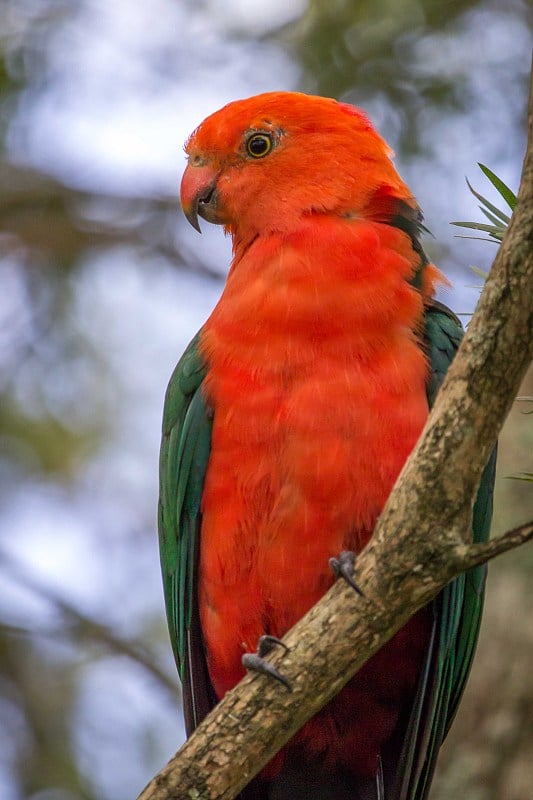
[{"x1": 138, "y1": 64, "x2": 533, "y2": 800}]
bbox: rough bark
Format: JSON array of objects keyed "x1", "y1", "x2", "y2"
[{"x1": 138, "y1": 67, "x2": 533, "y2": 800}]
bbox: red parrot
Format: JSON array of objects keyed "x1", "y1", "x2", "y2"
[{"x1": 159, "y1": 92, "x2": 494, "y2": 799}]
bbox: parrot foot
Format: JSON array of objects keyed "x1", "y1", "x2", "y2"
[
  {"x1": 329, "y1": 551, "x2": 365, "y2": 596},
  {"x1": 242, "y1": 635, "x2": 292, "y2": 692}
]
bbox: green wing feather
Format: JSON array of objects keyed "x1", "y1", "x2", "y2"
[
  {"x1": 158, "y1": 331, "x2": 212, "y2": 691},
  {"x1": 396, "y1": 300, "x2": 496, "y2": 800}
]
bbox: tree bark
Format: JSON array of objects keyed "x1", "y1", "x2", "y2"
[{"x1": 138, "y1": 66, "x2": 533, "y2": 800}]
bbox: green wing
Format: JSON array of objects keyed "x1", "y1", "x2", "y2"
[
  {"x1": 158, "y1": 331, "x2": 215, "y2": 732},
  {"x1": 395, "y1": 300, "x2": 496, "y2": 800}
]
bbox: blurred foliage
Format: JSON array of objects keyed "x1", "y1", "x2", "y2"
[
  {"x1": 0, "y1": 0, "x2": 531, "y2": 799},
  {"x1": 288, "y1": 0, "x2": 531, "y2": 153}
]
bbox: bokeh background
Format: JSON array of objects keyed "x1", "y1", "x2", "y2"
[{"x1": 0, "y1": 2, "x2": 532, "y2": 799}]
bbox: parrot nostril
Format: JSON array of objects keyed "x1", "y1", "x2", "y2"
[
  {"x1": 199, "y1": 187, "x2": 215, "y2": 206},
  {"x1": 191, "y1": 181, "x2": 222, "y2": 228}
]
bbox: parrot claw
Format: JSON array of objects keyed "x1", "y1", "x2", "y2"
[
  {"x1": 256, "y1": 634, "x2": 290, "y2": 658},
  {"x1": 242, "y1": 635, "x2": 292, "y2": 692},
  {"x1": 329, "y1": 551, "x2": 365, "y2": 596}
]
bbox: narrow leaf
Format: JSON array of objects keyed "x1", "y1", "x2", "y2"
[
  {"x1": 450, "y1": 221, "x2": 503, "y2": 237},
  {"x1": 453, "y1": 234, "x2": 501, "y2": 243},
  {"x1": 478, "y1": 164, "x2": 517, "y2": 210},
  {"x1": 506, "y1": 472, "x2": 533, "y2": 483},
  {"x1": 469, "y1": 266, "x2": 489, "y2": 279},
  {"x1": 479, "y1": 206, "x2": 508, "y2": 229},
  {"x1": 466, "y1": 178, "x2": 511, "y2": 224}
]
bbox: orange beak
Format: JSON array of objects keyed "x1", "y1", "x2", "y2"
[{"x1": 180, "y1": 163, "x2": 222, "y2": 233}]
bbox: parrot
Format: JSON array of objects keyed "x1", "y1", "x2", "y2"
[{"x1": 158, "y1": 91, "x2": 495, "y2": 800}]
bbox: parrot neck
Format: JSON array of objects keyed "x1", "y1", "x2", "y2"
[{"x1": 203, "y1": 213, "x2": 437, "y2": 378}]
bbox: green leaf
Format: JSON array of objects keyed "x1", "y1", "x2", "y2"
[
  {"x1": 453, "y1": 235, "x2": 501, "y2": 243},
  {"x1": 506, "y1": 472, "x2": 533, "y2": 483},
  {"x1": 452, "y1": 165, "x2": 517, "y2": 244},
  {"x1": 466, "y1": 178, "x2": 511, "y2": 224},
  {"x1": 469, "y1": 266, "x2": 489, "y2": 279},
  {"x1": 478, "y1": 163, "x2": 517, "y2": 210},
  {"x1": 479, "y1": 206, "x2": 509, "y2": 228},
  {"x1": 450, "y1": 221, "x2": 503, "y2": 238}
]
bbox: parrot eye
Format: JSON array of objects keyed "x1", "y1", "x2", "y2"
[{"x1": 245, "y1": 133, "x2": 273, "y2": 159}]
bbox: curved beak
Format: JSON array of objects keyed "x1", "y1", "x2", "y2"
[{"x1": 180, "y1": 163, "x2": 222, "y2": 233}]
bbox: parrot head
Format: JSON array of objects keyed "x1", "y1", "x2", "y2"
[{"x1": 180, "y1": 91, "x2": 416, "y2": 241}]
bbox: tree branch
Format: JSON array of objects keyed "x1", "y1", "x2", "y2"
[
  {"x1": 138, "y1": 65, "x2": 533, "y2": 800},
  {"x1": 453, "y1": 520, "x2": 533, "y2": 570},
  {"x1": 1, "y1": 549, "x2": 178, "y2": 698}
]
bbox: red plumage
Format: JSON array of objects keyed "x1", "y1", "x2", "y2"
[{"x1": 179, "y1": 92, "x2": 444, "y2": 791}]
